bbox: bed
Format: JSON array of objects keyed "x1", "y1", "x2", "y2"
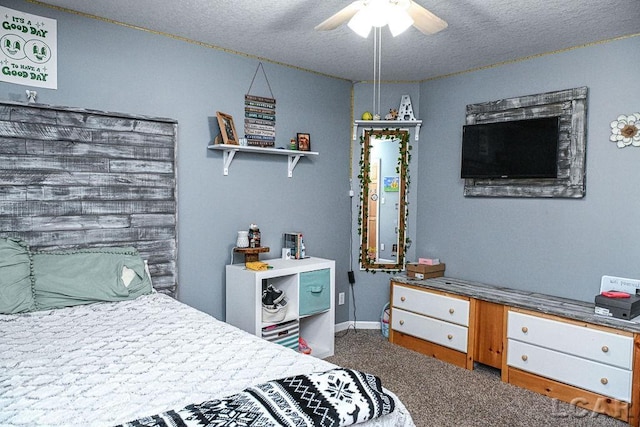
[
  {"x1": 0, "y1": 102, "x2": 415, "y2": 426},
  {"x1": 0, "y1": 291, "x2": 414, "y2": 426}
]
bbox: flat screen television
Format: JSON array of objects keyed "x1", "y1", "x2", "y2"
[{"x1": 461, "y1": 117, "x2": 560, "y2": 179}]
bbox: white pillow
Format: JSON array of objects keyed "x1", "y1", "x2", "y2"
[
  {"x1": 121, "y1": 266, "x2": 136, "y2": 288},
  {"x1": 122, "y1": 260, "x2": 153, "y2": 289},
  {"x1": 144, "y1": 260, "x2": 153, "y2": 284}
]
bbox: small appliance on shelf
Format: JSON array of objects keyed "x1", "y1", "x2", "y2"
[{"x1": 594, "y1": 275, "x2": 640, "y2": 321}]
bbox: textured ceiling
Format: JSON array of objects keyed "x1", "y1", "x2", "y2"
[{"x1": 35, "y1": 0, "x2": 640, "y2": 82}]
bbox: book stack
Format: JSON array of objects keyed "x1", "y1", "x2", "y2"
[
  {"x1": 283, "y1": 232, "x2": 303, "y2": 260},
  {"x1": 245, "y1": 94, "x2": 276, "y2": 147}
]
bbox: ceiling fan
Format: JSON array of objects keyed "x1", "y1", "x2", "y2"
[{"x1": 315, "y1": 0, "x2": 448, "y2": 37}]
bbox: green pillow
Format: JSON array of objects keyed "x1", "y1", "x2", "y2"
[
  {"x1": 32, "y1": 247, "x2": 153, "y2": 310},
  {"x1": 0, "y1": 237, "x2": 36, "y2": 314}
]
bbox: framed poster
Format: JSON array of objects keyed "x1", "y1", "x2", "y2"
[{"x1": 0, "y1": 6, "x2": 57, "y2": 89}]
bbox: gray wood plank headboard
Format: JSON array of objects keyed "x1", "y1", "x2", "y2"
[{"x1": 0, "y1": 101, "x2": 178, "y2": 297}]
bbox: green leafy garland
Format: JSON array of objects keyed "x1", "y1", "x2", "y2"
[{"x1": 357, "y1": 128, "x2": 412, "y2": 273}]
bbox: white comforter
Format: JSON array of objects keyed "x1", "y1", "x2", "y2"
[{"x1": 0, "y1": 293, "x2": 414, "y2": 427}]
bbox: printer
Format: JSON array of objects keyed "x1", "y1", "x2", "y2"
[
  {"x1": 594, "y1": 276, "x2": 640, "y2": 321},
  {"x1": 595, "y1": 293, "x2": 640, "y2": 320}
]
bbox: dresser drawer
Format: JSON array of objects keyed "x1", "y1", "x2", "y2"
[
  {"x1": 392, "y1": 285, "x2": 469, "y2": 326},
  {"x1": 507, "y1": 339, "x2": 632, "y2": 402},
  {"x1": 507, "y1": 311, "x2": 633, "y2": 369},
  {"x1": 392, "y1": 307, "x2": 468, "y2": 352}
]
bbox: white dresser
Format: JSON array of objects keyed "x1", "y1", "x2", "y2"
[
  {"x1": 390, "y1": 282, "x2": 474, "y2": 369},
  {"x1": 389, "y1": 276, "x2": 640, "y2": 426},
  {"x1": 507, "y1": 309, "x2": 634, "y2": 402}
]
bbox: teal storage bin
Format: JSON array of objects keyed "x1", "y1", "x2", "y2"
[{"x1": 299, "y1": 269, "x2": 330, "y2": 316}]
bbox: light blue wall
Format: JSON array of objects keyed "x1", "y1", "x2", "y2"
[
  {"x1": 349, "y1": 36, "x2": 640, "y2": 321},
  {"x1": 3, "y1": 0, "x2": 638, "y2": 323},
  {"x1": 416, "y1": 36, "x2": 640, "y2": 303},
  {"x1": 0, "y1": 0, "x2": 354, "y2": 321}
]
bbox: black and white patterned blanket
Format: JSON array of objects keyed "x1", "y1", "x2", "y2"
[{"x1": 116, "y1": 368, "x2": 395, "y2": 427}]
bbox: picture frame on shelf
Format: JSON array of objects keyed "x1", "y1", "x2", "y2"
[
  {"x1": 216, "y1": 111, "x2": 239, "y2": 145},
  {"x1": 296, "y1": 133, "x2": 310, "y2": 151}
]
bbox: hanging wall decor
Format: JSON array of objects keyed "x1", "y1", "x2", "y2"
[
  {"x1": 0, "y1": 6, "x2": 58, "y2": 89},
  {"x1": 244, "y1": 62, "x2": 276, "y2": 148},
  {"x1": 610, "y1": 113, "x2": 640, "y2": 148}
]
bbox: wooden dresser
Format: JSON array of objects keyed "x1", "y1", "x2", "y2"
[
  {"x1": 391, "y1": 283, "x2": 474, "y2": 369},
  {"x1": 389, "y1": 276, "x2": 640, "y2": 426}
]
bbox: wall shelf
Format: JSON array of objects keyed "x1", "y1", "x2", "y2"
[
  {"x1": 208, "y1": 144, "x2": 319, "y2": 178},
  {"x1": 353, "y1": 120, "x2": 422, "y2": 141}
]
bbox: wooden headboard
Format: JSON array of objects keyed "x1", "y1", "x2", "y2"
[{"x1": 0, "y1": 101, "x2": 178, "y2": 297}]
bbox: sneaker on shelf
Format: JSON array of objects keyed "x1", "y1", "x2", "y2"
[
  {"x1": 276, "y1": 296, "x2": 288, "y2": 309},
  {"x1": 267, "y1": 284, "x2": 285, "y2": 304},
  {"x1": 298, "y1": 337, "x2": 312, "y2": 355},
  {"x1": 262, "y1": 289, "x2": 275, "y2": 308}
]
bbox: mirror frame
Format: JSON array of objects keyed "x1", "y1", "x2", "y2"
[{"x1": 358, "y1": 128, "x2": 411, "y2": 271}]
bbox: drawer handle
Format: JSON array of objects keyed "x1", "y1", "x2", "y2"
[
  {"x1": 447, "y1": 334, "x2": 453, "y2": 340},
  {"x1": 521, "y1": 355, "x2": 528, "y2": 361},
  {"x1": 310, "y1": 286, "x2": 323, "y2": 293},
  {"x1": 449, "y1": 308, "x2": 455, "y2": 314},
  {"x1": 521, "y1": 326, "x2": 528, "y2": 334},
  {"x1": 399, "y1": 320, "x2": 405, "y2": 325},
  {"x1": 602, "y1": 346, "x2": 609, "y2": 353},
  {"x1": 401, "y1": 296, "x2": 406, "y2": 302},
  {"x1": 601, "y1": 378, "x2": 608, "y2": 385}
]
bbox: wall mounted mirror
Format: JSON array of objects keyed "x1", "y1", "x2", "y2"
[{"x1": 359, "y1": 128, "x2": 410, "y2": 271}]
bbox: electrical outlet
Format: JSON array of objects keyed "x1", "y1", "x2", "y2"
[{"x1": 338, "y1": 292, "x2": 345, "y2": 305}]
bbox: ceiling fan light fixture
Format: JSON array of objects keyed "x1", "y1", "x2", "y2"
[
  {"x1": 367, "y1": 0, "x2": 390, "y2": 27},
  {"x1": 317, "y1": 0, "x2": 447, "y2": 37},
  {"x1": 348, "y1": 10, "x2": 373, "y2": 38},
  {"x1": 388, "y1": 9, "x2": 413, "y2": 36}
]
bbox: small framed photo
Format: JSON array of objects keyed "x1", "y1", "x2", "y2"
[
  {"x1": 383, "y1": 176, "x2": 400, "y2": 192},
  {"x1": 216, "y1": 111, "x2": 239, "y2": 145},
  {"x1": 296, "y1": 133, "x2": 310, "y2": 151}
]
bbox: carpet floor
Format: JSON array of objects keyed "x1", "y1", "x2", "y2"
[{"x1": 325, "y1": 329, "x2": 627, "y2": 427}]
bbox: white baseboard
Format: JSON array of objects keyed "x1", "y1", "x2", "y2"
[{"x1": 335, "y1": 321, "x2": 380, "y2": 332}]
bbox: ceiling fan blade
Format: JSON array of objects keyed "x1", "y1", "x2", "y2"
[
  {"x1": 407, "y1": 1, "x2": 448, "y2": 35},
  {"x1": 315, "y1": 1, "x2": 364, "y2": 31}
]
